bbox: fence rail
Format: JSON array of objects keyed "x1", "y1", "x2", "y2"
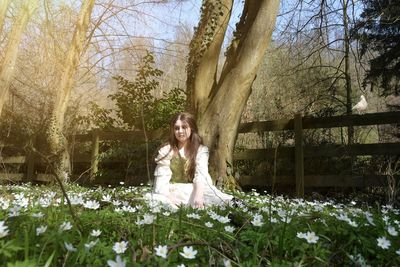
[
  {"x1": 238, "y1": 111, "x2": 400, "y2": 132},
  {"x1": 234, "y1": 143, "x2": 400, "y2": 160},
  {"x1": 0, "y1": 129, "x2": 164, "y2": 184},
  {"x1": 235, "y1": 111, "x2": 400, "y2": 196},
  {"x1": 0, "y1": 112, "x2": 399, "y2": 191}
]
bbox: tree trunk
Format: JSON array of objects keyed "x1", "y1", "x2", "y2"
[
  {"x1": 187, "y1": 0, "x2": 233, "y2": 118},
  {"x1": 187, "y1": 0, "x2": 280, "y2": 188},
  {"x1": 0, "y1": 0, "x2": 11, "y2": 34},
  {"x1": 0, "y1": 0, "x2": 37, "y2": 117},
  {"x1": 342, "y1": 0, "x2": 354, "y2": 145},
  {"x1": 47, "y1": 0, "x2": 95, "y2": 182}
]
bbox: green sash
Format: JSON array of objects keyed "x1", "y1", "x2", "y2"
[{"x1": 170, "y1": 155, "x2": 190, "y2": 183}]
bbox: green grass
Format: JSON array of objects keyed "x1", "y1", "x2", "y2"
[{"x1": 0, "y1": 183, "x2": 399, "y2": 266}]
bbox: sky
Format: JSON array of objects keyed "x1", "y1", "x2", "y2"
[{"x1": 118, "y1": 0, "x2": 243, "y2": 50}]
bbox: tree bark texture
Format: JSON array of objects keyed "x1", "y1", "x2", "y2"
[
  {"x1": 47, "y1": 0, "x2": 95, "y2": 181},
  {"x1": 0, "y1": 0, "x2": 37, "y2": 117},
  {"x1": 187, "y1": 0, "x2": 280, "y2": 187},
  {"x1": 342, "y1": 0, "x2": 354, "y2": 145},
  {"x1": 0, "y1": 0, "x2": 11, "y2": 34}
]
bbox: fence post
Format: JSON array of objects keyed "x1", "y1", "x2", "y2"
[
  {"x1": 26, "y1": 135, "x2": 36, "y2": 182},
  {"x1": 294, "y1": 113, "x2": 304, "y2": 197},
  {"x1": 90, "y1": 130, "x2": 99, "y2": 181}
]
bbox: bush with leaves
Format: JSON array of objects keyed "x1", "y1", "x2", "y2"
[{"x1": 78, "y1": 51, "x2": 186, "y2": 184}]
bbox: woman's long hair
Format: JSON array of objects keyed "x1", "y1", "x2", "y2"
[{"x1": 162, "y1": 112, "x2": 203, "y2": 181}]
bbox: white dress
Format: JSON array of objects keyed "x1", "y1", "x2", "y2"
[{"x1": 146, "y1": 144, "x2": 233, "y2": 207}]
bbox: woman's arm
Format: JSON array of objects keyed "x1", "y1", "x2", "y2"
[
  {"x1": 190, "y1": 146, "x2": 211, "y2": 208},
  {"x1": 154, "y1": 145, "x2": 172, "y2": 196}
]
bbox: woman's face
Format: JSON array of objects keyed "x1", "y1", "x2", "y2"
[{"x1": 174, "y1": 119, "x2": 191, "y2": 146}]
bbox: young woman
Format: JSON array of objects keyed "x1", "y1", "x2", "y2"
[{"x1": 148, "y1": 112, "x2": 232, "y2": 208}]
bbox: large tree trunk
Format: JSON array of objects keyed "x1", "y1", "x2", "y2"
[
  {"x1": 187, "y1": 0, "x2": 280, "y2": 188},
  {"x1": 0, "y1": 0, "x2": 11, "y2": 34},
  {"x1": 0, "y1": 0, "x2": 37, "y2": 117},
  {"x1": 187, "y1": 0, "x2": 233, "y2": 117},
  {"x1": 47, "y1": 0, "x2": 95, "y2": 182}
]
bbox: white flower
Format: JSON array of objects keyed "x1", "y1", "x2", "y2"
[
  {"x1": 205, "y1": 222, "x2": 213, "y2": 228},
  {"x1": 0, "y1": 197, "x2": 10, "y2": 210},
  {"x1": 90, "y1": 229, "x2": 102, "y2": 237},
  {"x1": 179, "y1": 246, "x2": 197, "y2": 259},
  {"x1": 113, "y1": 241, "x2": 128, "y2": 254},
  {"x1": 365, "y1": 213, "x2": 375, "y2": 226},
  {"x1": 36, "y1": 225, "x2": 47, "y2": 236},
  {"x1": 64, "y1": 242, "x2": 77, "y2": 252},
  {"x1": 12, "y1": 196, "x2": 29, "y2": 208},
  {"x1": 177, "y1": 264, "x2": 185, "y2": 267},
  {"x1": 187, "y1": 213, "x2": 201, "y2": 219},
  {"x1": 119, "y1": 181, "x2": 125, "y2": 185},
  {"x1": 112, "y1": 200, "x2": 121, "y2": 206},
  {"x1": 102, "y1": 194, "x2": 112, "y2": 202},
  {"x1": 143, "y1": 214, "x2": 156, "y2": 224},
  {"x1": 217, "y1": 216, "x2": 230, "y2": 224},
  {"x1": 396, "y1": 249, "x2": 400, "y2": 256},
  {"x1": 387, "y1": 226, "x2": 398, "y2": 236},
  {"x1": 0, "y1": 221, "x2": 9, "y2": 238},
  {"x1": 150, "y1": 205, "x2": 161, "y2": 213},
  {"x1": 154, "y1": 245, "x2": 168, "y2": 259},
  {"x1": 224, "y1": 226, "x2": 235, "y2": 233},
  {"x1": 251, "y1": 214, "x2": 264, "y2": 227},
  {"x1": 207, "y1": 210, "x2": 219, "y2": 220},
  {"x1": 349, "y1": 253, "x2": 370, "y2": 267},
  {"x1": 336, "y1": 213, "x2": 349, "y2": 222},
  {"x1": 31, "y1": 212, "x2": 44, "y2": 218},
  {"x1": 9, "y1": 206, "x2": 20, "y2": 217},
  {"x1": 59, "y1": 221, "x2": 73, "y2": 231},
  {"x1": 383, "y1": 215, "x2": 389, "y2": 223},
  {"x1": 304, "y1": 232, "x2": 319, "y2": 244},
  {"x1": 377, "y1": 236, "x2": 391, "y2": 249},
  {"x1": 223, "y1": 258, "x2": 232, "y2": 267},
  {"x1": 83, "y1": 200, "x2": 100, "y2": 210},
  {"x1": 69, "y1": 195, "x2": 84, "y2": 205},
  {"x1": 296, "y1": 232, "x2": 307, "y2": 239},
  {"x1": 136, "y1": 213, "x2": 156, "y2": 225},
  {"x1": 135, "y1": 218, "x2": 144, "y2": 226},
  {"x1": 107, "y1": 255, "x2": 126, "y2": 267},
  {"x1": 347, "y1": 220, "x2": 358, "y2": 227},
  {"x1": 84, "y1": 239, "x2": 99, "y2": 250},
  {"x1": 119, "y1": 205, "x2": 135, "y2": 213},
  {"x1": 297, "y1": 231, "x2": 319, "y2": 244}
]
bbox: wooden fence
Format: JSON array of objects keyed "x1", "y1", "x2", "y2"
[
  {"x1": 0, "y1": 112, "x2": 399, "y2": 194},
  {"x1": 0, "y1": 129, "x2": 164, "y2": 184},
  {"x1": 234, "y1": 111, "x2": 400, "y2": 196}
]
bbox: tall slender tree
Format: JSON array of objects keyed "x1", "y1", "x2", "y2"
[
  {"x1": 47, "y1": 0, "x2": 95, "y2": 181},
  {"x1": 0, "y1": 0, "x2": 38, "y2": 117},
  {"x1": 187, "y1": 0, "x2": 280, "y2": 187}
]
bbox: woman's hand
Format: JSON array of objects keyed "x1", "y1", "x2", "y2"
[
  {"x1": 190, "y1": 182, "x2": 205, "y2": 209},
  {"x1": 192, "y1": 196, "x2": 204, "y2": 209}
]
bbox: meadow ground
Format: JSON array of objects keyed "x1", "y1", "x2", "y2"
[{"x1": 0, "y1": 183, "x2": 399, "y2": 266}]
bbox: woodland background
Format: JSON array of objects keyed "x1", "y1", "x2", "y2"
[{"x1": 0, "y1": 0, "x2": 399, "y2": 196}]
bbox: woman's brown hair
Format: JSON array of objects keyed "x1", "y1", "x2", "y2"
[{"x1": 157, "y1": 112, "x2": 203, "y2": 181}]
